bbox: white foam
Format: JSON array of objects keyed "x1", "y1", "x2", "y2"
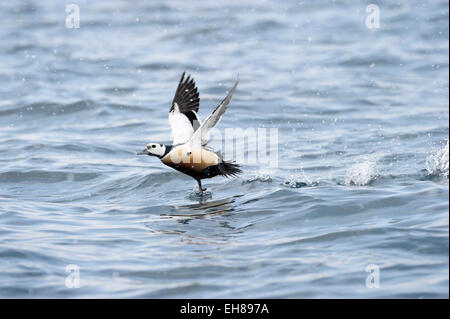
[
  {"x1": 426, "y1": 140, "x2": 449, "y2": 178},
  {"x1": 246, "y1": 174, "x2": 272, "y2": 183},
  {"x1": 283, "y1": 168, "x2": 314, "y2": 188},
  {"x1": 344, "y1": 157, "x2": 378, "y2": 186},
  {"x1": 283, "y1": 177, "x2": 309, "y2": 188}
]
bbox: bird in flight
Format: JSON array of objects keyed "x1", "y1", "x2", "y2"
[{"x1": 137, "y1": 72, "x2": 241, "y2": 195}]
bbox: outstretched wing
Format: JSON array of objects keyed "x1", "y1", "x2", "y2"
[
  {"x1": 190, "y1": 78, "x2": 239, "y2": 147},
  {"x1": 168, "y1": 72, "x2": 202, "y2": 145}
]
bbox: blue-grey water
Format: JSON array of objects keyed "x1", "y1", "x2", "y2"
[{"x1": 0, "y1": 0, "x2": 448, "y2": 298}]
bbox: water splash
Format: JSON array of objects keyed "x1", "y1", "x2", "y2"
[
  {"x1": 283, "y1": 167, "x2": 316, "y2": 188},
  {"x1": 283, "y1": 178, "x2": 309, "y2": 188},
  {"x1": 244, "y1": 174, "x2": 272, "y2": 183},
  {"x1": 188, "y1": 189, "x2": 212, "y2": 201},
  {"x1": 426, "y1": 140, "x2": 449, "y2": 178},
  {"x1": 344, "y1": 157, "x2": 378, "y2": 186}
]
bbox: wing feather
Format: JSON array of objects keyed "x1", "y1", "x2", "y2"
[
  {"x1": 168, "y1": 72, "x2": 202, "y2": 145},
  {"x1": 190, "y1": 78, "x2": 239, "y2": 147},
  {"x1": 170, "y1": 72, "x2": 200, "y2": 113}
]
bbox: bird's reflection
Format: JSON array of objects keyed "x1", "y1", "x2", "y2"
[
  {"x1": 165, "y1": 195, "x2": 242, "y2": 221},
  {"x1": 145, "y1": 195, "x2": 244, "y2": 244}
]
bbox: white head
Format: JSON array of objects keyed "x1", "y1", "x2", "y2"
[{"x1": 137, "y1": 143, "x2": 166, "y2": 158}]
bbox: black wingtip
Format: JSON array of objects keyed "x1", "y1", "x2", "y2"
[{"x1": 171, "y1": 71, "x2": 200, "y2": 113}]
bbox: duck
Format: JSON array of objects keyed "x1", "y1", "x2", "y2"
[{"x1": 137, "y1": 72, "x2": 241, "y2": 195}]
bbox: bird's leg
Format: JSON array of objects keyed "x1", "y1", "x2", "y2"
[
  {"x1": 197, "y1": 180, "x2": 206, "y2": 194},
  {"x1": 197, "y1": 180, "x2": 203, "y2": 195}
]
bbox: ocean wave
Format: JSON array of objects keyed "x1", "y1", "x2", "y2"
[
  {"x1": 0, "y1": 170, "x2": 100, "y2": 183},
  {"x1": 0, "y1": 101, "x2": 95, "y2": 118}
]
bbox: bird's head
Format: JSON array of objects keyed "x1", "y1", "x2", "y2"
[{"x1": 137, "y1": 143, "x2": 166, "y2": 157}]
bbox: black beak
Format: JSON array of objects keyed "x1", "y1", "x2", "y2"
[{"x1": 136, "y1": 148, "x2": 149, "y2": 155}]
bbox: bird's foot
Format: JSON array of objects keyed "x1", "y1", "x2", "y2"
[
  {"x1": 197, "y1": 180, "x2": 207, "y2": 195},
  {"x1": 198, "y1": 188, "x2": 207, "y2": 196},
  {"x1": 189, "y1": 189, "x2": 211, "y2": 201}
]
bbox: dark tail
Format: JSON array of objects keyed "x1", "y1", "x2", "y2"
[{"x1": 218, "y1": 162, "x2": 242, "y2": 178}]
